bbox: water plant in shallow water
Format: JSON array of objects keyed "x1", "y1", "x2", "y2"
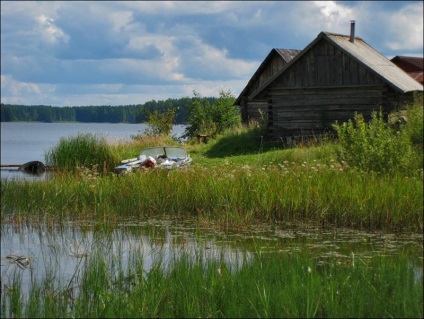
[
  {"x1": 1, "y1": 244, "x2": 422, "y2": 318},
  {"x1": 44, "y1": 133, "x2": 118, "y2": 174}
]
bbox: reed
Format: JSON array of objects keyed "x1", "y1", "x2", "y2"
[
  {"x1": 1, "y1": 159, "x2": 422, "y2": 231},
  {"x1": 1, "y1": 244, "x2": 422, "y2": 318},
  {"x1": 44, "y1": 133, "x2": 118, "y2": 174}
]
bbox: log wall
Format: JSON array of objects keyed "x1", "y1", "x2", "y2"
[{"x1": 267, "y1": 85, "x2": 389, "y2": 139}]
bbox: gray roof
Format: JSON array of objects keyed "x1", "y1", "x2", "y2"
[
  {"x1": 234, "y1": 48, "x2": 301, "y2": 105},
  {"x1": 249, "y1": 32, "x2": 423, "y2": 100}
]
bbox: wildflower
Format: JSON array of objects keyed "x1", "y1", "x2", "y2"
[{"x1": 308, "y1": 266, "x2": 312, "y2": 273}]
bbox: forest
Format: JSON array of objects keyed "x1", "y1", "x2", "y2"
[{"x1": 0, "y1": 96, "x2": 217, "y2": 124}]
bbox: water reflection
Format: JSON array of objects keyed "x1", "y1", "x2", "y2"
[
  {"x1": 0, "y1": 169, "x2": 51, "y2": 181},
  {"x1": 1, "y1": 218, "x2": 423, "y2": 294}
]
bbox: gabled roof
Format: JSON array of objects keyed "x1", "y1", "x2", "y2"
[
  {"x1": 390, "y1": 56, "x2": 423, "y2": 84},
  {"x1": 235, "y1": 48, "x2": 301, "y2": 105},
  {"x1": 391, "y1": 56, "x2": 423, "y2": 71},
  {"x1": 407, "y1": 72, "x2": 424, "y2": 84},
  {"x1": 249, "y1": 32, "x2": 423, "y2": 100}
]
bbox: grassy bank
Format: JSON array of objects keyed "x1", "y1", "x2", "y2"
[
  {"x1": 1, "y1": 101, "x2": 423, "y2": 231},
  {"x1": 2, "y1": 247, "x2": 422, "y2": 318},
  {"x1": 1, "y1": 152, "x2": 422, "y2": 231}
]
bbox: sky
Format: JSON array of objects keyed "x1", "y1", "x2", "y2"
[{"x1": 1, "y1": 1, "x2": 423, "y2": 107}]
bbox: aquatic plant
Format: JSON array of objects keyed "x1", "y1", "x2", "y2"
[
  {"x1": 1, "y1": 244, "x2": 422, "y2": 318},
  {"x1": 44, "y1": 133, "x2": 117, "y2": 174}
]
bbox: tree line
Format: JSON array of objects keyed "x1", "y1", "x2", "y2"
[{"x1": 0, "y1": 97, "x2": 218, "y2": 124}]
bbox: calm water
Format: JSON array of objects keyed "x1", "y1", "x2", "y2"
[
  {"x1": 1, "y1": 219, "x2": 422, "y2": 298},
  {"x1": 0, "y1": 122, "x2": 186, "y2": 179}
]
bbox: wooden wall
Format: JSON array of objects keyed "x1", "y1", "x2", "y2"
[{"x1": 266, "y1": 85, "x2": 388, "y2": 139}]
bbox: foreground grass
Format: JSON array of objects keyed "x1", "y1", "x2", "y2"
[{"x1": 2, "y1": 248, "x2": 422, "y2": 318}]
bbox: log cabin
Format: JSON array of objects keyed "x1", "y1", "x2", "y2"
[{"x1": 236, "y1": 22, "x2": 423, "y2": 141}]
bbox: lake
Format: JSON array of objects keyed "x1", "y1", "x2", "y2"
[{"x1": 0, "y1": 122, "x2": 186, "y2": 179}]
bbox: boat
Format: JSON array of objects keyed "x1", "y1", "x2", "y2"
[
  {"x1": 0, "y1": 161, "x2": 45, "y2": 175},
  {"x1": 114, "y1": 146, "x2": 192, "y2": 174}
]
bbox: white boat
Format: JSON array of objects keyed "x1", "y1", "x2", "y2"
[{"x1": 115, "y1": 146, "x2": 192, "y2": 174}]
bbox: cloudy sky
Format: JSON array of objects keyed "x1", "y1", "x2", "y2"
[{"x1": 1, "y1": 1, "x2": 423, "y2": 107}]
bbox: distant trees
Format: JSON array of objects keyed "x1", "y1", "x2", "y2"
[{"x1": 0, "y1": 97, "x2": 217, "y2": 124}]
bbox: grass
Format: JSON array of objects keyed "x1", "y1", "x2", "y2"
[
  {"x1": 1, "y1": 243, "x2": 422, "y2": 318},
  {"x1": 1, "y1": 100, "x2": 423, "y2": 231},
  {"x1": 1, "y1": 158, "x2": 422, "y2": 231}
]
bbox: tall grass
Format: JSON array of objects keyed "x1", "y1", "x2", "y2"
[
  {"x1": 44, "y1": 133, "x2": 118, "y2": 174},
  {"x1": 2, "y1": 159, "x2": 422, "y2": 231},
  {"x1": 1, "y1": 246, "x2": 422, "y2": 318}
]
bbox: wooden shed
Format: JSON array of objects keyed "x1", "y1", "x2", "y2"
[
  {"x1": 238, "y1": 27, "x2": 423, "y2": 141},
  {"x1": 235, "y1": 48, "x2": 301, "y2": 123}
]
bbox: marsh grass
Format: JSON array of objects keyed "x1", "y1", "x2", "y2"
[
  {"x1": 2, "y1": 159, "x2": 422, "y2": 231},
  {"x1": 1, "y1": 244, "x2": 422, "y2": 318},
  {"x1": 44, "y1": 133, "x2": 117, "y2": 174}
]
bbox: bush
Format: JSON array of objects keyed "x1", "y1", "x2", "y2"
[
  {"x1": 333, "y1": 110, "x2": 415, "y2": 174},
  {"x1": 403, "y1": 94, "x2": 423, "y2": 146}
]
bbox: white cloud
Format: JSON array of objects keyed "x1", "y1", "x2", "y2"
[
  {"x1": 0, "y1": 74, "x2": 50, "y2": 105},
  {"x1": 121, "y1": 1, "x2": 241, "y2": 15},
  {"x1": 315, "y1": 1, "x2": 354, "y2": 29},
  {"x1": 385, "y1": 3, "x2": 424, "y2": 50},
  {"x1": 35, "y1": 14, "x2": 69, "y2": 44},
  {"x1": 1, "y1": 1, "x2": 422, "y2": 107}
]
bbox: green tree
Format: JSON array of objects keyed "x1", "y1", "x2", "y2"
[
  {"x1": 210, "y1": 89, "x2": 240, "y2": 135},
  {"x1": 183, "y1": 89, "x2": 240, "y2": 139},
  {"x1": 143, "y1": 108, "x2": 176, "y2": 136}
]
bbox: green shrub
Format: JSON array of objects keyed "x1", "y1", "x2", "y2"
[
  {"x1": 333, "y1": 110, "x2": 415, "y2": 174},
  {"x1": 403, "y1": 95, "x2": 423, "y2": 146}
]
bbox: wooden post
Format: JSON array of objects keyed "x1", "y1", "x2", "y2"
[{"x1": 196, "y1": 134, "x2": 208, "y2": 144}]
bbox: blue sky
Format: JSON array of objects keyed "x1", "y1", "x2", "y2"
[{"x1": 1, "y1": 1, "x2": 423, "y2": 106}]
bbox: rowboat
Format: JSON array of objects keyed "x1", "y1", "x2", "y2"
[{"x1": 115, "y1": 146, "x2": 192, "y2": 174}]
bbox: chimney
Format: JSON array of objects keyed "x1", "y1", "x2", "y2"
[{"x1": 350, "y1": 20, "x2": 355, "y2": 43}]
